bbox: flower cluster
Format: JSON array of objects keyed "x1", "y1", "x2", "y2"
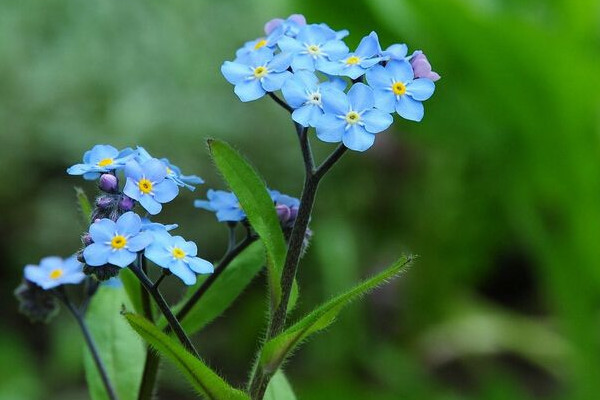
[{"x1": 221, "y1": 14, "x2": 440, "y2": 152}]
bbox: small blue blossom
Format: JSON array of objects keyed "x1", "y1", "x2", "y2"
[
  {"x1": 145, "y1": 230, "x2": 213, "y2": 285},
  {"x1": 123, "y1": 158, "x2": 179, "y2": 215},
  {"x1": 315, "y1": 83, "x2": 393, "y2": 151},
  {"x1": 134, "y1": 146, "x2": 203, "y2": 191},
  {"x1": 277, "y1": 24, "x2": 349, "y2": 72},
  {"x1": 366, "y1": 60, "x2": 435, "y2": 122},
  {"x1": 221, "y1": 47, "x2": 292, "y2": 102},
  {"x1": 194, "y1": 189, "x2": 245, "y2": 222},
  {"x1": 281, "y1": 71, "x2": 346, "y2": 127},
  {"x1": 24, "y1": 255, "x2": 85, "y2": 290},
  {"x1": 83, "y1": 212, "x2": 154, "y2": 268},
  {"x1": 318, "y1": 32, "x2": 384, "y2": 79},
  {"x1": 235, "y1": 36, "x2": 279, "y2": 63},
  {"x1": 381, "y1": 43, "x2": 408, "y2": 61},
  {"x1": 67, "y1": 145, "x2": 135, "y2": 180}
]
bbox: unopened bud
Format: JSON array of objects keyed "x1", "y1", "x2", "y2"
[
  {"x1": 81, "y1": 233, "x2": 93, "y2": 246},
  {"x1": 276, "y1": 204, "x2": 291, "y2": 223},
  {"x1": 119, "y1": 195, "x2": 135, "y2": 211},
  {"x1": 95, "y1": 196, "x2": 112, "y2": 209},
  {"x1": 98, "y1": 174, "x2": 118, "y2": 193}
]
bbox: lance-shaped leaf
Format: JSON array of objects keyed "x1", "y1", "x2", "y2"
[
  {"x1": 208, "y1": 139, "x2": 287, "y2": 309},
  {"x1": 259, "y1": 255, "x2": 414, "y2": 374},
  {"x1": 264, "y1": 370, "x2": 296, "y2": 400},
  {"x1": 120, "y1": 268, "x2": 143, "y2": 315},
  {"x1": 84, "y1": 285, "x2": 145, "y2": 400},
  {"x1": 124, "y1": 312, "x2": 249, "y2": 400},
  {"x1": 74, "y1": 186, "x2": 92, "y2": 226},
  {"x1": 158, "y1": 241, "x2": 265, "y2": 334}
]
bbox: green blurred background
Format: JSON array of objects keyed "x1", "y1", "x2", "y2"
[{"x1": 2, "y1": 0, "x2": 600, "y2": 399}]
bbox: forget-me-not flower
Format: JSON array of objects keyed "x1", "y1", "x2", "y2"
[
  {"x1": 24, "y1": 255, "x2": 85, "y2": 290},
  {"x1": 381, "y1": 43, "x2": 408, "y2": 61},
  {"x1": 277, "y1": 24, "x2": 349, "y2": 72},
  {"x1": 67, "y1": 145, "x2": 135, "y2": 180},
  {"x1": 318, "y1": 32, "x2": 383, "y2": 79},
  {"x1": 83, "y1": 212, "x2": 154, "y2": 268},
  {"x1": 134, "y1": 147, "x2": 203, "y2": 191},
  {"x1": 194, "y1": 189, "x2": 245, "y2": 222},
  {"x1": 222, "y1": 47, "x2": 292, "y2": 102},
  {"x1": 123, "y1": 158, "x2": 179, "y2": 215},
  {"x1": 281, "y1": 71, "x2": 346, "y2": 127},
  {"x1": 145, "y1": 230, "x2": 213, "y2": 285},
  {"x1": 366, "y1": 60, "x2": 435, "y2": 122},
  {"x1": 315, "y1": 83, "x2": 393, "y2": 151}
]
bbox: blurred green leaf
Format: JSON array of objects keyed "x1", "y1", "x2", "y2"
[
  {"x1": 168, "y1": 241, "x2": 266, "y2": 334},
  {"x1": 84, "y1": 285, "x2": 145, "y2": 400},
  {"x1": 74, "y1": 186, "x2": 92, "y2": 227},
  {"x1": 259, "y1": 255, "x2": 413, "y2": 374},
  {"x1": 208, "y1": 139, "x2": 287, "y2": 310},
  {"x1": 264, "y1": 370, "x2": 296, "y2": 400},
  {"x1": 123, "y1": 312, "x2": 249, "y2": 400},
  {"x1": 120, "y1": 268, "x2": 143, "y2": 315}
]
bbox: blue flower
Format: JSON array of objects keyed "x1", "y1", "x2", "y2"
[
  {"x1": 123, "y1": 158, "x2": 179, "y2": 215},
  {"x1": 235, "y1": 36, "x2": 279, "y2": 63},
  {"x1": 194, "y1": 189, "x2": 245, "y2": 222},
  {"x1": 366, "y1": 60, "x2": 435, "y2": 122},
  {"x1": 67, "y1": 145, "x2": 135, "y2": 180},
  {"x1": 24, "y1": 255, "x2": 85, "y2": 290},
  {"x1": 281, "y1": 71, "x2": 347, "y2": 127},
  {"x1": 83, "y1": 212, "x2": 154, "y2": 268},
  {"x1": 381, "y1": 43, "x2": 408, "y2": 61},
  {"x1": 277, "y1": 24, "x2": 349, "y2": 72},
  {"x1": 144, "y1": 230, "x2": 213, "y2": 285},
  {"x1": 134, "y1": 146, "x2": 203, "y2": 191},
  {"x1": 318, "y1": 32, "x2": 383, "y2": 79},
  {"x1": 221, "y1": 48, "x2": 292, "y2": 102},
  {"x1": 315, "y1": 83, "x2": 393, "y2": 151}
]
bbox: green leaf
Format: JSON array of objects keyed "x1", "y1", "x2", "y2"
[
  {"x1": 259, "y1": 255, "x2": 414, "y2": 374},
  {"x1": 174, "y1": 241, "x2": 266, "y2": 334},
  {"x1": 120, "y1": 268, "x2": 143, "y2": 315},
  {"x1": 84, "y1": 285, "x2": 145, "y2": 400},
  {"x1": 74, "y1": 186, "x2": 92, "y2": 226},
  {"x1": 264, "y1": 370, "x2": 296, "y2": 400},
  {"x1": 208, "y1": 139, "x2": 287, "y2": 309},
  {"x1": 123, "y1": 312, "x2": 249, "y2": 400}
]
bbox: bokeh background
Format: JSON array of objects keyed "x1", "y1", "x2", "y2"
[{"x1": 2, "y1": 0, "x2": 600, "y2": 399}]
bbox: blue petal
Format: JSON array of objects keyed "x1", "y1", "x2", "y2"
[
  {"x1": 145, "y1": 243, "x2": 172, "y2": 268},
  {"x1": 315, "y1": 114, "x2": 345, "y2": 143},
  {"x1": 406, "y1": 78, "x2": 435, "y2": 101},
  {"x1": 221, "y1": 61, "x2": 252, "y2": 85},
  {"x1": 277, "y1": 36, "x2": 303, "y2": 53},
  {"x1": 321, "y1": 88, "x2": 349, "y2": 115},
  {"x1": 144, "y1": 158, "x2": 168, "y2": 182},
  {"x1": 291, "y1": 54, "x2": 316, "y2": 72},
  {"x1": 344, "y1": 65, "x2": 368, "y2": 80},
  {"x1": 88, "y1": 145, "x2": 119, "y2": 164},
  {"x1": 387, "y1": 60, "x2": 414, "y2": 83},
  {"x1": 355, "y1": 32, "x2": 380, "y2": 58},
  {"x1": 268, "y1": 52, "x2": 292, "y2": 72},
  {"x1": 179, "y1": 239, "x2": 198, "y2": 257},
  {"x1": 24, "y1": 266, "x2": 48, "y2": 286},
  {"x1": 58, "y1": 271, "x2": 86, "y2": 286},
  {"x1": 347, "y1": 83, "x2": 374, "y2": 112},
  {"x1": 316, "y1": 60, "x2": 343, "y2": 76},
  {"x1": 123, "y1": 177, "x2": 141, "y2": 201},
  {"x1": 124, "y1": 160, "x2": 143, "y2": 181},
  {"x1": 234, "y1": 79, "x2": 265, "y2": 102},
  {"x1": 384, "y1": 43, "x2": 408, "y2": 59},
  {"x1": 373, "y1": 90, "x2": 396, "y2": 113},
  {"x1": 128, "y1": 231, "x2": 154, "y2": 252},
  {"x1": 108, "y1": 249, "x2": 136, "y2": 268},
  {"x1": 343, "y1": 126, "x2": 376, "y2": 152},
  {"x1": 361, "y1": 109, "x2": 393, "y2": 133},
  {"x1": 187, "y1": 257, "x2": 214, "y2": 274},
  {"x1": 321, "y1": 76, "x2": 347, "y2": 92},
  {"x1": 116, "y1": 212, "x2": 141, "y2": 236},
  {"x1": 153, "y1": 179, "x2": 179, "y2": 203},
  {"x1": 83, "y1": 243, "x2": 111, "y2": 266},
  {"x1": 63, "y1": 255, "x2": 83, "y2": 272},
  {"x1": 139, "y1": 194, "x2": 162, "y2": 215},
  {"x1": 39, "y1": 256, "x2": 63, "y2": 271},
  {"x1": 170, "y1": 261, "x2": 197, "y2": 285},
  {"x1": 89, "y1": 219, "x2": 116, "y2": 242},
  {"x1": 216, "y1": 208, "x2": 246, "y2": 222},
  {"x1": 262, "y1": 71, "x2": 292, "y2": 92},
  {"x1": 282, "y1": 77, "x2": 309, "y2": 108},
  {"x1": 321, "y1": 40, "x2": 349, "y2": 61},
  {"x1": 396, "y1": 96, "x2": 424, "y2": 122},
  {"x1": 366, "y1": 64, "x2": 392, "y2": 90},
  {"x1": 292, "y1": 105, "x2": 323, "y2": 127},
  {"x1": 67, "y1": 163, "x2": 91, "y2": 175},
  {"x1": 194, "y1": 199, "x2": 215, "y2": 211}
]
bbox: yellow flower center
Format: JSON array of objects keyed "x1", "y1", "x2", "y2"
[
  {"x1": 345, "y1": 111, "x2": 361, "y2": 125},
  {"x1": 392, "y1": 81, "x2": 406, "y2": 96},
  {"x1": 346, "y1": 56, "x2": 360, "y2": 65},
  {"x1": 307, "y1": 44, "x2": 321, "y2": 55},
  {"x1": 138, "y1": 178, "x2": 153, "y2": 194},
  {"x1": 253, "y1": 66, "x2": 268, "y2": 79},
  {"x1": 166, "y1": 166, "x2": 173, "y2": 175},
  {"x1": 49, "y1": 269, "x2": 64, "y2": 280},
  {"x1": 172, "y1": 247, "x2": 186, "y2": 260},
  {"x1": 111, "y1": 235, "x2": 127, "y2": 249},
  {"x1": 254, "y1": 39, "x2": 267, "y2": 50},
  {"x1": 97, "y1": 158, "x2": 113, "y2": 167}
]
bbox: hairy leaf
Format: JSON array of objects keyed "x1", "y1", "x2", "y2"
[{"x1": 74, "y1": 186, "x2": 92, "y2": 226}]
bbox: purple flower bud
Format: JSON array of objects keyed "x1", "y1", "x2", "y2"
[
  {"x1": 95, "y1": 196, "x2": 112, "y2": 209},
  {"x1": 81, "y1": 233, "x2": 93, "y2": 246},
  {"x1": 264, "y1": 14, "x2": 306, "y2": 35},
  {"x1": 98, "y1": 174, "x2": 119, "y2": 193},
  {"x1": 289, "y1": 207, "x2": 298, "y2": 222},
  {"x1": 119, "y1": 195, "x2": 135, "y2": 211},
  {"x1": 276, "y1": 204, "x2": 291, "y2": 223},
  {"x1": 410, "y1": 51, "x2": 440, "y2": 82}
]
